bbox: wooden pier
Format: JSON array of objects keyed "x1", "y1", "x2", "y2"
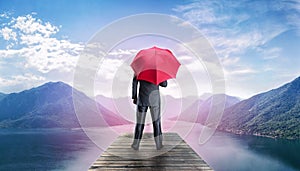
[{"x1": 88, "y1": 132, "x2": 213, "y2": 170}]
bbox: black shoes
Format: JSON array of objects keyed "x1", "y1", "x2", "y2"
[
  {"x1": 156, "y1": 143, "x2": 164, "y2": 150},
  {"x1": 154, "y1": 135, "x2": 163, "y2": 150},
  {"x1": 131, "y1": 143, "x2": 139, "y2": 151},
  {"x1": 131, "y1": 134, "x2": 163, "y2": 150},
  {"x1": 131, "y1": 139, "x2": 141, "y2": 151}
]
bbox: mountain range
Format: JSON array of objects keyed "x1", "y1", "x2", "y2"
[
  {"x1": 0, "y1": 77, "x2": 299, "y2": 139},
  {"x1": 95, "y1": 94, "x2": 199, "y2": 123},
  {"x1": 218, "y1": 77, "x2": 300, "y2": 139},
  {"x1": 170, "y1": 94, "x2": 241, "y2": 124},
  {"x1": 0, "y1": 82, "x2": 130, "y2": 128}
]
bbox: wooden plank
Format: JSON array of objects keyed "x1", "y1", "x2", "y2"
[
  {"x1": 96, "y1": 156, "x2": 203, "y2": 161},
  {"x1": 88, "y1": 133, "x2": 213, "y2": 171},
  {"x1": 89, "y1": 167, "x2": 213, "y2": 171},
  {"x1": 92, "y1": 162, "x2": 207, "y2": 166}
]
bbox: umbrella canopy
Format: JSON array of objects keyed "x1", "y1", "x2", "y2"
[{"x1": 130, "y1": 46, "x2": 181, "y2": 85}]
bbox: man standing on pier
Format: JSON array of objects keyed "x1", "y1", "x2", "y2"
[{"x1": 130, "y1": 46, "x2": 181, "y2": 150}]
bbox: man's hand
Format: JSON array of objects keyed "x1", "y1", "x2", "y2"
[{"x1": 133, "y1": 98, "x2": 137, "y2": 105}]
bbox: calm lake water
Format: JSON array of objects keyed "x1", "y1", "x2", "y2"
[
  {"x1": 192, "y1": 131, "x2": 300, "y2": 171},
  {"x1": 0, "y1": 128, "x2": 101, "y2": 171},
  {"x1": 0, "y1": 128, "x2": 299, "y2": 171}
]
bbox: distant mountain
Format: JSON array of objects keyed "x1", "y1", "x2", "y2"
[
  {"x1": 0, "y1": 92, "x2": 6, "y2": 101},
  {"x1": 169, "y1": 94, "x2": 240, "y2": 124},
  {"x1": 168, "y1": 98, "x2": 203, "y2": 122},
  {"x1": 219, "y1": 77, "x2": 300, "y2": 139},
  {"x1": 161, "y1": 95, "x2": 197, "y2": 120},
  {"x1": 95, "y1": 95, "x2": 118, "y2": 114},
  {"x1": 95, "y1": 95, "x2": 136, "y2": 123},
  {"x1": 95, "y1": 95, "x2": 198, "y2": 123},
  {"x1": 0, "y1": 82, "x2": 131, "y2": 128},
  {"x1": 199, "y1": 93, "x2": 212, "y2": 101}
]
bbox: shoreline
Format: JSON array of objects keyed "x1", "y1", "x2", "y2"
[{"x1": 218, "y1": 128, "x2": 299, "y2": 140}]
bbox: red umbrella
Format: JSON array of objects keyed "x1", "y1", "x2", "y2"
[{"x1": 130, "y1": 46, "x2": 181, "y2": 85}]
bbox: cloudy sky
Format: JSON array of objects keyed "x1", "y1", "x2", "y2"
[{"x1": 1, "y1": 0, "x2": 300, "y2": 99}]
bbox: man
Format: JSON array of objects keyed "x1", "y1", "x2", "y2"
[{"x1": 131, "y1": 75, "x2": 167, "y2": 150}]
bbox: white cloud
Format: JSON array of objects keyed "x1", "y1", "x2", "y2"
[
  {"x1": 258, "y1": 47, "x2": 282, "y2": 60},
  {"x1": 173, "y1": 0, "x2": 300, "y2": 98},
  {"x1": 0, "y1": 27, "x2": 17, "y2": 41},
  {"x1": 284, "y1": 0, "x2": 300, "y2": 35},
  {"x1": 212, "y1": 27, "x2": 286, "y2": 58},
  {"x1": 173, "y1": 1, "x2": 233, "y2": 25},
  {"x1": 108, "y1": 49, "x2": 138, "y2": 57},
  {"x1": 94, "y1": 49, "x2": 137, "y2": 97},
  {"x1": 220, "y1": 55, "x2": 258, "y2": 82},
  {"x1": 173, "y1": 1, "x2": 290, "y2": 58},
  {"x1": 0, "y1": 14, "x2": 85, "y2": 93},
  {"x1": 287, "y1": 14, "x2": 300, "y2": 36},
  {"x1": 97, "y1": 48, "x2": 137, "y2": 80},
  {"x1": 227, "y1": 68, "x2": 257, "y2": 76},
  {"x1": 0, "y1": 14, "x2": 84, "y2": 74},
  {"x1": 220, "y1": 56, "x2": 240, "y2": 66},
  {"x1": 0, "y1": 73, "x2": 45, "y2": 87},
  {"x1": 11, "y1": 14, "x2": 59, "y2": 38},
  {"x1": 97, "y1": 58, "x2": 125, "y2": 80},
  {"x1": 0, "y1": 12, "x2": 10, "y2": 19}
]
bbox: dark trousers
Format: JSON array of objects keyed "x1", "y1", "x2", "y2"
[{"x1": 132, "y1": 105, "x2": 163, "y2": 150}]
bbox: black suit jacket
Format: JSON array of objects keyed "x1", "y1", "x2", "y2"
[{"x1": 132, "y1": 76, "x2": 167, "y2": 107}]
